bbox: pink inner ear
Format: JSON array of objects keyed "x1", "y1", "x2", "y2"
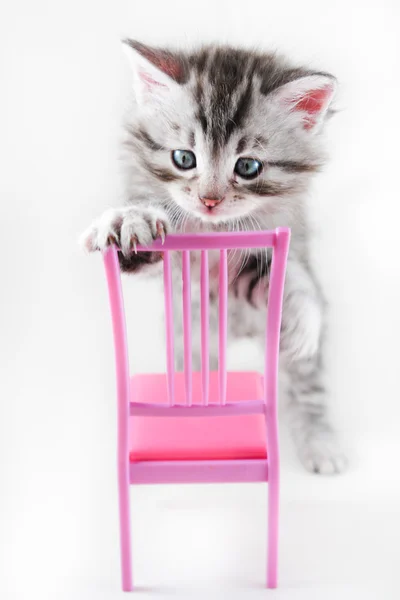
[
  {"x1": 291, "y1": 85, "x2": 333, "y2": 129},
  {"x1": 139, "y1": 69, "x2": 168, "y2": 90},
  {"x1": 140, "y1": 48, "x2": 183, "y2": 81},
  {"x1": 138, "y1": 58, "x2": 183, "y2": 92},
  {"x1": 157, "y1": 58, "x2": 183, "y2": 80}
]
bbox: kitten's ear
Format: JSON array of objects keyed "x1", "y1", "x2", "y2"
[
  {"x1": 272, "y1": 74, "x2": 336, "y2": 131},
  {"x1": 122, "y1": 39, "x2": 188, "y2": 103}
]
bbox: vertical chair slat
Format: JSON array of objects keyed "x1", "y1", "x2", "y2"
[
  {"x1": 200, "y1": 250, "x2": 209, "y2": 405},
  {"x1": 182, "y1": 250, "x2": 192, "y2": 406},
  {"x1": 218, "y1": 249, "x2": 228, "y2": 405},
  {"x1": 163, "y1": 251, "x2": 175, "y2": 406}
]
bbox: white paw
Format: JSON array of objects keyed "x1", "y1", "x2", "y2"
[
  {"x1": 80, "y1": 206, "x2": 168, "y2": 255},
  {"x1": 298, "y1": 436, "x2": 348, "y2": 475},
  {"x1": 283, "y1": 295, "x2": 322, "y2": 360}
]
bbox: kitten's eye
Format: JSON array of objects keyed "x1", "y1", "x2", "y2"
[
  {"x1": 234, "y1": 157, "x2": 263, "y2": 180},
  {"x1": 172, "y1": 150, "x2": 197, "y2": 170}
]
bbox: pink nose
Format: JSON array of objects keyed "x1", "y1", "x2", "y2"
[{"x1": 200, "y1": 197, "x2": 223, "y2": 209}]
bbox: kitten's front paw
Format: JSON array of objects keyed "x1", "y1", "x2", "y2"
[
  {"x1": 298, "y1": 434, "x2": 348, "y2": 475},
  {"x1": 81, "y1": 206, "x2": 169, "y2": 255}
]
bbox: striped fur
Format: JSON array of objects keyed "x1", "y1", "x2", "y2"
[{"x1": 82, "y1": 42, "x2": 346, "y2": 474}]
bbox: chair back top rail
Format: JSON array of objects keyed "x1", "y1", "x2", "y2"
[{"x1": 114, "y1": 230, "x2": 278, "y2": 252}]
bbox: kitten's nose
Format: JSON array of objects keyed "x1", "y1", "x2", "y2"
[{"x1": 200, "y1": 196, "x2": 223, "y2": 209}]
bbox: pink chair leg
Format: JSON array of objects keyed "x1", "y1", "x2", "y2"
[
  {"x1": 118, "y1": 467, "x2": 133, "y2": 591},
  {"x1": 267, "y1": 471, "x2": 279, "y2": 588}
]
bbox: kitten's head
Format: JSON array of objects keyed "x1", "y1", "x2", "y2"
[{"x1": 122, "y1": 41, "x2": 336, "y2": 226}]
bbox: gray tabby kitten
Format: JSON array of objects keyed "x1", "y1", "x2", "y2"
[{"x1": 82, "y1": 41, "x2": 347, "y2": 475}]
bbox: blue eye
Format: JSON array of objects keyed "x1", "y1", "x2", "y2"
[
  {"x1": 234, "y1": 157, "x2": 263, "y2": 180},
  {"x1": 172, "y1": 150, "x2": 197, "y2": 170}
]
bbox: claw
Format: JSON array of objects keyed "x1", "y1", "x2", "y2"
[
  {"x1": 132, "y1": 235, "x2": 138, "y2": 254},
  {"x1": 156, "y1": 221, "x2": 165, "y2": 245}
]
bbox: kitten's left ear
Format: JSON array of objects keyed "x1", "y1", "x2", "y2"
[
  {"x1": 272, "y1": 74, "x2": 337, "y2": 132},
  {"x1": 122, "y1": 39, "x2": 188, "y2": 104}
]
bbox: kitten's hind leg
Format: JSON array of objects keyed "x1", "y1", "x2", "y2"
[{"x1": 285, "y1": 350, "x2": 347, "y2": 475}]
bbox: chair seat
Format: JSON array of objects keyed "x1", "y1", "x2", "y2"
[{"x1": 129, "y1": 371, "x2": 267, "y2": 462}]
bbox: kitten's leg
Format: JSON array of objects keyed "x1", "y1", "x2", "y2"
[
  {"x1": 80, "y1": 205, "x2": 169, "y2": 273},
  {"x1": 284, "y1": 345, "x2": 347, "y2": 474},
  {"x1": 282, "y1": 259, "x2": 347, "y2": 475}
]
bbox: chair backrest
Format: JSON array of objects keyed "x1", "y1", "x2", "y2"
[{"x1": 103, "y1": 228, "x2": 290, "y2": 432}]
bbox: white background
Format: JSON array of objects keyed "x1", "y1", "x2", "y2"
[{"x1": 1, "y1": 1, "x2": 399, "y2": 599}]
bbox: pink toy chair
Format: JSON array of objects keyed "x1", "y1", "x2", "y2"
[{"x1": 102, "y1": 227, "x2": 290, "y2": 591}]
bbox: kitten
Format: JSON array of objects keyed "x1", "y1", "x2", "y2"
[{"x1": 82, "y1": 40, "x2": 347, "y2": 474}]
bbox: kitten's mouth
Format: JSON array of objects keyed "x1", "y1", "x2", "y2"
[{"x1": 199, "y1": 206, "x2": 222, "y2": 220}]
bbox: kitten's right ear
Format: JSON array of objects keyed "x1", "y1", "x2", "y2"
[
  {"x1": 122, "y1": 39, "x2": 188, "y2": 104},
  {"x1": 268, "y1": 73, "x2": 337, "y2": 133}
]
